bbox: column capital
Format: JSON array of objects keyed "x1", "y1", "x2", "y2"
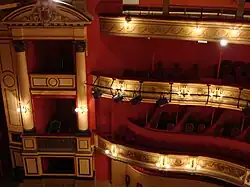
[
  {"x1": 13, "y1": 40, "x2": 26, "y2": 52},
  {"x1": 74, "y1": 40, "x2": 86, "y2": 52}
]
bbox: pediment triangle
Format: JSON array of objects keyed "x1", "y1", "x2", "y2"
[{"x1": 2, "y1": 2, "x2": 92, "y2": 27}]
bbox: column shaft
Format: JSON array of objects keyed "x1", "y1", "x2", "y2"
[
  {"x1": 75, "y1": 41, "x2": 88, "y2": 131},
  {"x1": 14, "y1": 41, "x2": 35, "y2": 131}
]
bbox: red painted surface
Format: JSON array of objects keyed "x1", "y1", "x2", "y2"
[
  {"x1": 32, "y1": 97, "x2": 57, "y2": 134},
  {"x1": 95, "y1": 151, "x2": 111, "y2": 181},
  {"x1": 169, "y1": 0, "x2": 238, "y2": 8}
]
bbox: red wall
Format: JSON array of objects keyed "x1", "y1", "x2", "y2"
[
  {"x1": 169, "y1": 0, "x2": 238, "y2": 8},
  {"x1": 32, "y1": 97, "x2": 57, "y2": 134},
  {"x1": 95, "y1": 152, "x2": 111, "y2": 181}
]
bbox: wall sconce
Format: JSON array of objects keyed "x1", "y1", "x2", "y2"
[
  {"x1": 104, "y1": 144, "x2": 118, "y2": 157},
  {"x1": 178, "y1": 86, "x2": 190, "y2": 97},
  {"x1": 75, "y1": 106, "x2": 88, "y2": 113},
  {"x1": 112, "y1": 81, "x2": 125, "y2": 92},
  {"x1": 209, "y1": 88, "x2": 223, "y2": 99},
  {"x1": 17, "y1": 105, "x2": 28, "y2": 113}
]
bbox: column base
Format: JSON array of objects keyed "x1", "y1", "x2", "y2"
[{"x1": 77, "y1": 129, "x2": 91, "y2": 137}]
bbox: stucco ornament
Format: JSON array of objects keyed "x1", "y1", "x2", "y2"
[{"x1": 25, "y1": 0, "x2": 67, "y2": 26}]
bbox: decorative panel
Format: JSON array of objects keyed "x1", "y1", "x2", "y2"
[
  {"x1": 76, "y1": 157, "x2": 93, "y2": 178},
  {"x1": 93, "y1": 75, "x2": 249, "y2": 111},
  {"x1": 23, "y1": 137, "x2": 37, "y2": 151},
  {"x1": 30, "y1": 74, "x2": 76, "y2": 89},
  {"x1": 36, "y1": 137, "x2": 76, "y2": 152},
  {"x1": 77, "y1": 137, "x2": 91, "y2": 152},
  {"x1": 23, "y1": 157, "x2": 39, "y2": 176},
  {"x1": 0, "y1": 42, "x2": 23, "y2": 132},
  {"x1": 95, "y1": 135, "x2": 250, "y2": 186},
  {"x1": 10, "y1": 148, "x2": 23, "y2": 168},
  {"x1": 100, "y1": 17, "x2": 250, "y2": 44}
]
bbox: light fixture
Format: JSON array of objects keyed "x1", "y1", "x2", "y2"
[
  {"x1": 130, "y1": 81, "x2": 143, "y2": 105},
  {"x1": 156, "y1": 95, "x2": 168, "y2": 107},
  {"x1": 75, "y1": 106, "x2": 88, "y2": 113},
  {"x1": 178, "y1": 86, "x2": 190, "y2": 97},
  {"x1": 125, "y1": 15, "x2": 132, "y2": 23},
  {"x1": 185, "y1": 164, "x2": 191, "y2": 169},
  {"x1": 113, "y1": 92, "x2": 124, "y2": 103},
  {"x1": 220, "y1": 39, "x2": 228, "y2": 47},
  {"x1": 194, "y1": 26, "x2": 202, "y2": 34},
  {"x1": 198, "y1": 40, "x2": 208, "y2": 44},
  {"x1": 111, "y1": 144, "x2": 118, "y2": 157},
  {"x1": 209, "y1": 88, "x2": 223, "y2": 99},
  {"x1": 92, "y1": 87, "x2": 102, "y2": 99},
  {"x1": 17, "y1": 105, "x2": 28, "y2": 113},
  {"x1": 105, "y1": 150, "x2": 110, "y2": 155},
  {"x1": 196, "y1": 165, "x2": 201, "y2": 170}
]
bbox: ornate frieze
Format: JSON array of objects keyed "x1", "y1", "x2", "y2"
[
  {"x1": 92, "y1": 75, "x2": 249, "y2": 111},
  {"x1": 100, "y1": 16, "x2": 250, "y2": 44},
  {"x1": 95, "y1": 134, "x2": 249, "y2": 186}
]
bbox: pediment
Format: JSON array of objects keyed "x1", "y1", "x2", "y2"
[{"x1": 2, "y1": 2, "x2": 92, "y2": 27}]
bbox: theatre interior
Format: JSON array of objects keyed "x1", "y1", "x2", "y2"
[{"x1": 2, "y1": 0, "x2": 250, "y2": 187}]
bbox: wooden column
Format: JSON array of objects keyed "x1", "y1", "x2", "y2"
[
  {"x1": 13, "y1": 40, "x2": 35, "y2": 132},
  {"x1": 75, "y1": 40, "x2": 89, "y2": 132}
]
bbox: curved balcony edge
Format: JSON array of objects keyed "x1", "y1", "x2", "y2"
[
  {"x1": 94, "y1": 134, "x2": 250, "y2": 187},
  {"x1": 92, "y1": 75, "x2": 250, "y2": 111}
]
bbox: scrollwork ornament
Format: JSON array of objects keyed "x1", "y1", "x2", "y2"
[{"x1": 75, "y1": 40, "x2": 87, "y2": 52}]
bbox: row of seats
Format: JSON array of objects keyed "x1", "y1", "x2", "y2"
[{"x1": 122, "y1": 60, "x2": 250, "y2": 87}]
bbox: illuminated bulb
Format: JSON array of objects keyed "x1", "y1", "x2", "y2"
[
  {"x1": 17, "y1": 106, "x2": 27, "y2": 113},
  {"x1": 198, "y1": 40, "x2": 208, "y2": 44},
  {"x1": 194, "y1": 26, "x2": 202, "y2": 34},
  {"x1": 75, "y1": 107, "x2": 88, "y2": 113},
  {"x1": 156, "y1": 162, "x2": 161, "y2": 167},
  {"x1": 166, "y1": 164, "x2": 171, "y2": 169},
  {"x1": 185, "y1": 164, "x2": 191, "y2": 169},
  {"x1": 220, "y1": 39, "x2": 228, "y2": 47},
  {"x1": 105, "y1": 150, "x2": 110, "y2": 155},
  {"x1": 196, "y1": 165, "x2": 201, "y2": 170}
]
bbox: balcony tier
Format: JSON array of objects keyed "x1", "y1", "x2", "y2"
[
  {"x1": 92, "y1": 75, "x2": 250, "y2": 111},
  {"x1": 95, "y1": 134, "x2": 250, "y2": 187}
]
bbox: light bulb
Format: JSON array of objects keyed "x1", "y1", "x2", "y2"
[{"x1": 220, "y1": 39, "x2": 228, "y2": 47}]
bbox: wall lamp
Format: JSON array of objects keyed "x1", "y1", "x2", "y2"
[
  {"x1": 75, "y1": 106, "x2": 88, "y2": 113},
  {"x1": 17, "y1": 105, "x2": 28, "y2": 113}
]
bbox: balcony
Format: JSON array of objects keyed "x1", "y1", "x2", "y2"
[
  {"x1": 92, "y1": 75, "x2": 250, "y2": 111},
  {"x1": 95, "y1": 134, "x2": 250, "y2": 187}
]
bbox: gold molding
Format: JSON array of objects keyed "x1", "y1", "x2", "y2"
[
  {"x1": 95, "y1": 134, "x2": 250, "y2": 186},
  {"x1": 93, "y1": 75, "x2": 249, "y2": 111},
  {"x1": 0, "y1": 42, "x2": 23, "y2": 132},
  {"x1": 100, "y1": 17, "x2": 250, "y2": 44},
  {"x1": 31, "y1": 90, "x2": 76, "y2": 96},
  {"x1": 30, "y1": 74, "x2": 76, "y2": 90}
]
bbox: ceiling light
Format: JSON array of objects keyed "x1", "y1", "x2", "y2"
[{"x1": 220, "y1": 39, "x2": 228, "y2": 47}]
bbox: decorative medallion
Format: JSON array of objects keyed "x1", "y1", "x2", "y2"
[
  {"x1": 47, "y1": 77, "x2": 59, "y2": 87},
  {"x1": 2, "y1": 71, "x2": 16, "y2": 89},
  {"x1": 24, "y1": 0, "x2": 68, "y2": 26}
]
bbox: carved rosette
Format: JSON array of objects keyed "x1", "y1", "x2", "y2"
[
  {"x1": 13, "y1": 40, "x2": 26, "y2": 52},
  {"x1": 75, "y1": 40, "x2": 87, "y2": 52}
]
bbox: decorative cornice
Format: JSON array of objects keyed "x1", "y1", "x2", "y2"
[
  {"x1": 95, "y1": 134, "x2": 250, "y2": 186},
  {"x1": 92, "y1": 75, "x2": 249, "y2": 111},
  {"x1": 100, "y1": 16, "x2": 250, "y2": 44}
]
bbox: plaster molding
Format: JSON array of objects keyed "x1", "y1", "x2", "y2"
[{"x1": 100, "y1": 16, "x2": 250, "y2": 44}]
